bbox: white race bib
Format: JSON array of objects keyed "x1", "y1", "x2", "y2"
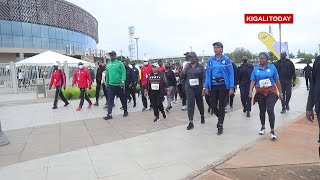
[
  {"x1": 259, "y1": 78, "x2": 272, "y2": 87},
  {"x1": 189, "y1": 78, "x2": 199, "y2": 86},
  {"x1": 151, "y1": 83, "x2": 160, "y2": 90}
]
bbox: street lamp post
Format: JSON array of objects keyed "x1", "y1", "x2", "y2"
[
  {"x1": 134, "y1": 38, "x2": 139, "y2": 61},
  {"x1": 202, "y1": 50, "x2": 205, "y2": 62},
  {"x1": 190, "y1": 46, "x2": 192, "y2": 52},
  {"x1": 120, "y1": 50, "x2": 123, "y2": 61}
]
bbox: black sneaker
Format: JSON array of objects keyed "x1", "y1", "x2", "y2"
[
  {"x1": 52, "y1": 106, "x2": 57, "y2": 109},
  {"x1": 103, "y1": 115, "x2": 112, "y2": 120},
  {"x1": 94, "y1": 102, "x2": 99, "y2": 106},
  {"x1": 162, "y1": 112, "x2": 167, "y2": 119},
  {"x1": 149, "y1": 107, "x2": 153, "y2": 111},
  {"x1": 208, "y1": 108, "x2": 211, "y2": 113},
  {"x1": 281, "y1": 109, "x2": 286, "y2": 114},
  {"x1": 246, "y1": 111, "x2": 251, "y2": 117},
  {"x1": 128, "y1": 99, "x2": 131, "y2": 103},
  {"x1": 123, "y1": 112, "x2": 128, "y2": 117},
  {"x1": 187, "y1": 123, "x2": 194, "y2": 130},
  {"x1": 133, "y1": 103, "x2": 136, "y2": 107},
  {"x1": 217, "y1": 126, "x2": 224, "y2": 135},
  {"x1": 286, "y1": 105, "x2": 290, "y2": 111},
  {"x1": 154, "y1": 117, "x2": 160, "y2": 122},
  {"x1": 64, "y1": 102, "x2": 69, "y2": 107},
  {"x1": 201, "y1": 116, "x2": 205, "y2": 124},
  {"x1": 120, "y1": 107, "x2": 124, "y2": 110},
  {"x1": 243, "y1": 109, "x2": 246, "y2": 113},
  {"x1": 103, "y1": 105, "x2": 108, "y2": 109},
  {"x1": 142, "y1": 107, "x2": 147, "y2": 111}
]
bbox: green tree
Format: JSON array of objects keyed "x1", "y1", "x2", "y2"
[
  {"x1": 289, "y1": 53, "x2": 295, "y2": 58},
  {"x1": 267, "y1": 51, "x2": 277, "y2": 63},
  {"x1": 116, "y1": 56, "x2": 127, "y2": 61},
  {"x1": 297, "y1": 50, "x2": 314, "y2": 63},
  {"x1": 227, "y1": 47, "x2": 253, "y2": 63}
]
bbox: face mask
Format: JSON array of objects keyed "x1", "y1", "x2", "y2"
[
  {"x1": 242, "y1": 59, "x2": 248, "y2": 63},
  {"x1": 79, "y1": 65, "x2": 84, "y2": 69},
  {"x1": 165, "y1": 66, "x2": 170, "y2": 69},
  {"x1": 144, "y1": 62, "x2": 148, "y2": 65},
  {"x1": 190, "y1": 59, "x2": 197, "y2": 64}
]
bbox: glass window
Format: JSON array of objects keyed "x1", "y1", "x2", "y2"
[
  {"x1": 22, "y1": 22, "x2": 32, "y2": 36},
  {"x1": 33, "y1": 37, "x2": 41, "y2": 48},
  {"x1": 75, "y1": 32, "x2": 80, "y2": 43},
  {"x1": 41, "y1": 38, "x2": 49, "y2": 49},
  {"x1": 1, "y1": 35, "x2": 13, "y2": 47},
  {"x1": 81, "y1": 44, "x2": 86, "y2": 51},
  {"x1": 40, "y1": 25, "x2": 49, "y2": 38},
  {"x1": 49, "y1": 38, "x2": 56, "y2": 49},
  {"x1": 62, "y1": 29, "x2": 68, "y2": 41},
  {"x1": 68, "y1": 30, "x2": 74, "y2": 42},
  {"x1": 23, "y1": 36, "x2": 33, "y2": 48},
  {"x1": 63, "y1": 40, "x2": 69, "y2": 50},
  {"x1": 56, "y1": 39, "x2": 63, "y2": 50},
  {"x1": 0, "y1": 20, "x2": 12, "y2": 35},
  {"x1": 48, "y1": 27, "x2": 56, "y2": 39},
  {"x1": 13, "y1": 35, "x2": 23, "y2": 48},
  {"x1": 32, "y1": 24, "x2": 41, "y2": 37},
  {"x1": 11, "y1": 21, "x2": 23, "y2": 35},
  {"x1": 56, "y1": 28, "x2": 62, "y2": 39}
]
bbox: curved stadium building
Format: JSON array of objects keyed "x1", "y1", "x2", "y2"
[{"x1": 0, "y1": 0, "x2": 99, "y2": 63}]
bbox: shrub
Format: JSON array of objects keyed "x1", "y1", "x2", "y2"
[{"x1": 62, "y1": 86, "x2": 96, "y2": 100}]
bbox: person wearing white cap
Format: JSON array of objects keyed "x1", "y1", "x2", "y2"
[
  {"x1": 140, "y1": 58, "x2": 153, "y2": 111},
  {"x1": 145, "y1": 63, "x2": 170, "y2": 122}
]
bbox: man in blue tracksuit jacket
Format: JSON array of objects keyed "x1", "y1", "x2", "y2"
[{"x1": 204, "y1": 42, "x2": 234, "y2": 135}]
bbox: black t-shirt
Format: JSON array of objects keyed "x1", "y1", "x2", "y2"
[
  {"x1": 164, "y1": 70, "x2": 176, "y2": 86},
  {"x1": 240, "y1": 64, "x2": 249, "y2": 80}
]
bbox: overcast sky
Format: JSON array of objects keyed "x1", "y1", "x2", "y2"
[{"x1": 67, "y1": 0, "x2": 320, "y2": 58}]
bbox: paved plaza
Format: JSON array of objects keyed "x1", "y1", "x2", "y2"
[{"x1": 0, "y1": 78, "x2": 319, "y2": 180}]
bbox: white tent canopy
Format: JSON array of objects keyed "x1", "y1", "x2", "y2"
[{"x1": 15, "y1": 51, "x2": 94, "y2": 67}]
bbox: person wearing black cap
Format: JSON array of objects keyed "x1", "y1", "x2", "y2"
[
  {"x1": 140, "y1": 58, "x2": 153, "y2": 111},
  {"x1": 49, "y1": 64, "x2": 69, "y2": 109},
  {"x1": 145, "y1": 63, "x2": 169, "y2": 122},
  {"x1": 94, "y1": 61, "x2": 108, "y2": 106},
  {"x1": 72, "y1": 62, "x2": 93, "y2": 111},
  {"x1": 205, "y1": 42, "x2": 234, "y2": 135},
  {"x1": 181, "y1": 52, "x2": 206, "y2": 130},
  {"x1": 274, "y1": 52, "x2": 296, "y2": 114},
  {"x1": 164, "y1": 62, "x2": 176, "y2": 112},
  {"x1": 103, "y1": 51, "x2": 128, "y2": 120}
]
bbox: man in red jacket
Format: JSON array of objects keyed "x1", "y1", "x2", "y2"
[
  {"x1": 140, "y1": 59, "x2": 153, "y2": 111},
  {"x1": 49, "y1": 64, "x2": 69, "y2": 109},
  {"x1": 72, "y1": 62, "x2": 93, "y2": 111}
]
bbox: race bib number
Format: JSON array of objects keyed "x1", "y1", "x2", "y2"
[
  {"x1": 151, "y1": 83, "x2": 160, "y2": 90},
  {"x1": 189, "y1": 78, "x2": 199, "y2": 86},
  {"x1": 175, "y1": 77, "x2": 180, "y2": 81},
  {"x1": 259, "y1": 79, "x2": 272, "y2": 87}
]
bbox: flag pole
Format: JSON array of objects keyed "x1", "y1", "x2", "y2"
[{"x1": 279, "y1": 24, "x2": 282, "y2": 56}]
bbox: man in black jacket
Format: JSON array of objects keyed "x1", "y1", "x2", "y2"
[
  {"x1": 274, "y1": 52, "x2": 296, "y2": 114},
  {"x1": 94, "y1": 61, "x2": 107, "y2": 106},
  {"x1": 306, "y1": 55, "x2": 320, "y2": 154},
  {"x1": 237, "y1": 56, "x2": 254, "y2": 117},
  {"x1": 303, "y1": 63, "x2": 313, "y2": 90},
  {"x1": 123, "y1": 59, "x2": 136, "y2": 107}
]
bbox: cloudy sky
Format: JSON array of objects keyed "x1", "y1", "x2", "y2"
[{"x1": 67, "y1": 0, "x2": 320, "y2": 58}]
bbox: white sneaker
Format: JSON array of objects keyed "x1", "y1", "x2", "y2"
[
  {"x1": 225, "y1": 108, "x2": 228, "y2": 113},
  {"x1": 270, "y1": 133, "x2": 277, "y2": 140},
  {"x1": 259, "y1": 128, "x2": 266, "y2": 135},
  {"x1": 182, "y1": 106, "x2": 187, "y2": 111}
]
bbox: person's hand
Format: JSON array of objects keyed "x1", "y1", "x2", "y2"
[
  {"x1": 144, "y1": 90, "x2": 148, "y2": 97},
  {"x1": 129, "y1": 83, "x2": 132, "y2": 88},
  {"x1": 204, "y1": 89, "x2": 210, "y2": 96},
  {"x1": 88, "y1": 86, "x2": 91, "y2": 90},
  {"x1": 306, "y1": 111, "x2": 314, "y2": 123},
  {"x1": 234, "y1": 86, "x2": 237, "y2": 91},
  {"x1": 49, "y1": 86, "x2": 52, "y2": 90},
  {"x1": 120, "y1": 82, "x2": 125, "y2": 88},
  {"x1": 249, "y1": 91, "x2": 253, "y2": 99},
  {"x1": 182, "y1": 63, "x2": 190, "y2": 73},
  {"x1": 279, "y1": 93, "x2": 284, "y2": 101},
  {"x1": 229, "y1": 89, "x2": 234, "y2": 96},
  {"x1": 292, "y1": 82, "x2": 296, "y2": 87},
  {"x1": 63, "y1": 86, "x2": 66, "y2": 90},
  {"x1": 72, "y1": 84, "x2": 74, "y2": 87}
]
